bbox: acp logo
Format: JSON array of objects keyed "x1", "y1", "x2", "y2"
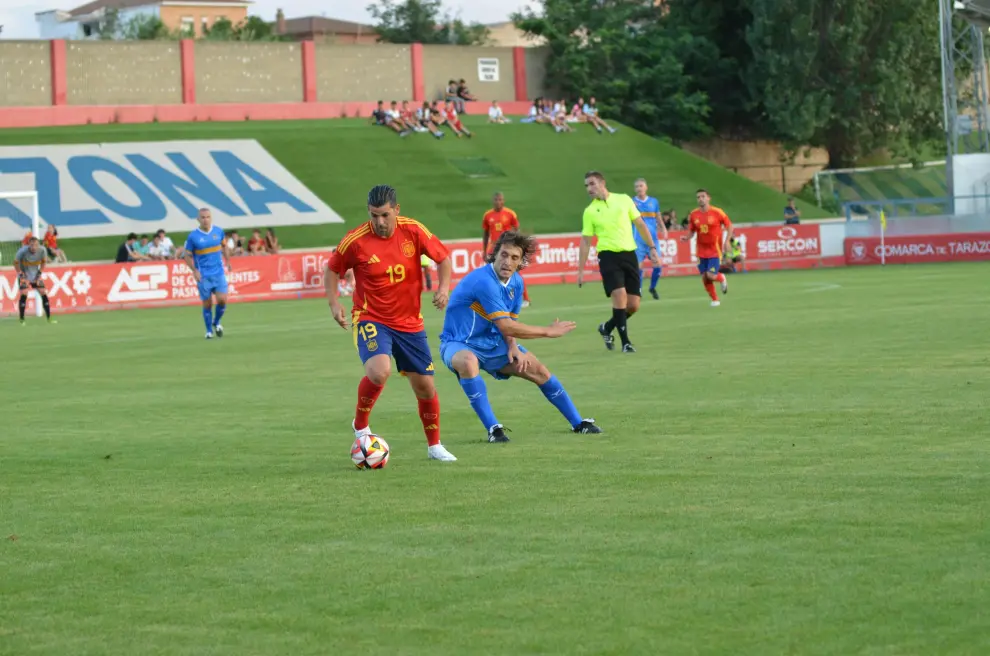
[{"x1": 108, "y1": 265, "x2": 170, "y2": 302}]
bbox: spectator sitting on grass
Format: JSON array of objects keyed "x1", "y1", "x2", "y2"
[
  {"x1": 154, "y1": 229, "x2": 175, "y2": 258},
  {"x1": 569, "y1": 97, "x2": 586, "y2": 122},
  {"x1": 388, "y1": 100, "x2": 417, "y2": 133},
  {"x1": 457, "y1": 79, "x2": 477, "y2": 109},
  {"x1": 488, "y1": 101, "x2": 510, "y2": 124},
  {"x1": 399, "y1": 100, "x2": 427, "y2": 134},
  {"x1": 784, "y1": 198, "x2": 801, "y2": 224},
  {"x1": 583, "y1": 97, "x2": 617, "y2": 134},
  {"x1": 115, "y1": 233, "x2": 146, "y2": 263},
  {"x1": 551, "y1": 102, "x2": 572, "y2": 133},
  {"x1": 445, "y1": 80, "x2": 463, "y2": 113},
  {"x1": 225, "y1": 230, "x2": 244, "y2": 257},
  {"x1": 444, "y1": 101, "x2": 472, "y2": 138},
  {"x1": 430, "y1": 100, "x2": 449, "y2": 129},
  {"x1": 371, "y1": 100, "x2": 411, "y2": 137},
  {"x1": 416, "y1": 102, "x2": 446, "y2": 139},
  {"x1": 265, "y1": 228, "x2": 280, "y2": 254},
  {"x1": 247, "y1": 229, "x2": 267, "y2": 255},
  {"x1": 43, "y1": 224, "x2": 67, "y2": 264},
  {"x1": 134, "y1": 235, "x2": 153, "y2": 259},
  {"x1": 148, "y1": 233, "x2": 171, "y2": 260}
]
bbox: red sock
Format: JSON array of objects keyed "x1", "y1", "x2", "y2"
[
  {"x1": 716, "y1": 273, "x2": 726, "y2": 283},
  {"x1": 703, "y1": 280, "x2": 718, "y2": 301},
  {"x1": 355, "y1": 377, "x2": 385, "y2": 431},
  {"x1": 418, "y1": 394, "x2": 441, "y2": 446}
]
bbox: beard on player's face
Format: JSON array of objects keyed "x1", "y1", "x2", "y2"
[{"x1": 368, "y1": 205, "x2": 397, "y2": 237}]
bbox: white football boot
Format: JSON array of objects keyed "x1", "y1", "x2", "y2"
[
  {"x1": 427, "y1": 444, "x2": 457, "y2": 461},
  {"x1": 352, "y1": 420, "x2": 372, "y2": 440}
]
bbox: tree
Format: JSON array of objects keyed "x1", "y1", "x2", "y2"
[
  {"x1": 120, "y1": 14, "x2": 176, "y2": 40},
  {"x1": 664, "y1": 0, "x2": 763, "y2": 138},
  {"x1": 513, "y1": 0, "x2": 711, "y2": 142},
  {"x1": 98, "y1": 7, "x2": 121, "y2": 40},
  {"x1": 744, "y1": 0, "x2": 943, "y2": 167},
  {"x1": 367, "y1": 0, "x2": 489, "y2": 45}
]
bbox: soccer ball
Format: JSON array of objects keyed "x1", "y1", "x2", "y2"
[{"x1": 351, "y1": 434, "x2": 390, "y2": 469}]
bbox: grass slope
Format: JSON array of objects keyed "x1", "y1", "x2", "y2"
[
  {"x1": 0, "y1": 118, "x2": 828, "y2": 262},
  {"x1": 3, "y1": 264, "x2": 989, "y2": 655}
]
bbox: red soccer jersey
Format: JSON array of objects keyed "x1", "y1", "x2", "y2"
[
  {"x1": 482, "y1": 208, "x2": 520, "y2": 253},
  {"x1": 688, "y1": 205, "x2": 732, "y2": 259},
  {"x1": 328, "y1": 217, "x2": 449, "y2": 332}
]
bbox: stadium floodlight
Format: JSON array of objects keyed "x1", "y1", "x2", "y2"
[
  {"x1": 940, "y1": 0, "x2": 990, "y2": 212},
  {"x1": 0, "y1": 191, "x2": 44, "y2": 318}
]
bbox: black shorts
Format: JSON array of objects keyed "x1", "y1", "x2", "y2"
[
  {"x1": 19, "y1": 277, "x2": 45, "y2": 292},
  {"x1": 597, "y1": 250, "x2": 641, "y2": 298}
]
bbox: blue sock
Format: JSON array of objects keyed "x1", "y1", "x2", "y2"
[
  {"x1": 214, "y1": 303, "x2": 226, "y2": 326},
  {"x1": 458, "y1": 375, "x2": 499, "y2": 431},
  {"x1": 539, "y1": 376, "x2": 582, "y2": 428},
  {"x1": 650, "y1": 267, "x2": 662, "y2": 290},
  {"x1": 202, "y1": 307, "x2": 213, "y2": 333}
]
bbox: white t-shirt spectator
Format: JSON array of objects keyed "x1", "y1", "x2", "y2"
[
  {"x1": 489, "y1": 105, "x2": 504, "y2": 121},
  {"x1": 148, "y1": 241, "x2": 170, "y2": 259}
]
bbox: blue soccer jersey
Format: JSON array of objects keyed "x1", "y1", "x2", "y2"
[
  {"x1": 185, "y1": 226, "x2": 226, "y2": 277},
  {"x1": 633, "y1": 196, "x2": 661, "y2": 249},
  {"x1": 440, "y1": 264, "x2": 523, "y2": 351}
]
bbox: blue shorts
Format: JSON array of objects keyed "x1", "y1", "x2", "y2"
[
  {"x1": 198, "y1": 273, "x2": 229, "y2": 301},
  {"x1": 697, "y1": 257, "x2": 721, "y2": 275},
  {"x1": 439, "y1": 340, "x2": 528, "y2": 381},
  {"x1": 354, "y1": 321, "x2": 434, "y2": 376}
]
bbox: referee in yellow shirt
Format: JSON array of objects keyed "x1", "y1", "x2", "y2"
[{"x1": 577, "y1": 171, "x2": 661, "y2": 353}]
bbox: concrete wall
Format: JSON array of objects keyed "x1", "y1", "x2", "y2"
[
  {"x1": 683, "y1": 138, "x2": 829, "y2": 194},
  {"x1": 524, "y1": 47, "x2": 551, "y2": 100},
  {"x1": 66, "y1": 41, "x2": 182, "y2": 105},
  {"x1": 196, "y1": 42, "x2": 302, "y2": 104},
  {"x1": 0, "y1": 42, "x2": 51, "y2": 107},
  {"x1": 315, "y1": 44, "x2": 411, "y2": 102},
  {"x1": 422, "y1": 45, "x2": 515, "y2": 102}
]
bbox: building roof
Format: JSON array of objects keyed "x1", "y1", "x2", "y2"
[
  {"x1": 281, "y1": 16, "x2": 375, "y2": 36},
  {"x1": 68, "y1": 0, "x2": 250, "y2": 18}
]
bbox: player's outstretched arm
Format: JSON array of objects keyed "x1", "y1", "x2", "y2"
[{"x1": 495, "y1": 317, "x2": 575, "y2": 339}]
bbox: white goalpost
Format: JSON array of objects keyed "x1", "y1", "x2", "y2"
[{"x1": 0, "y1": 191, "x2": 44, "y2": 318}]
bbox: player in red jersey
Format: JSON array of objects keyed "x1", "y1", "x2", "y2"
[
  {"x1": 482, "y1": 192, "x2": 530, "y2": 306},
  {"x1": 325, "y1": 184, "x2": 457, "y2": 461},
  {"x1": 681, "y1": 189, "x2": 732, "y2": 307}
]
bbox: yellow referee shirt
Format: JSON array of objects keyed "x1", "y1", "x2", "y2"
[{"x1": 581, "y1": 192, "x2": 641, "y2": 253}]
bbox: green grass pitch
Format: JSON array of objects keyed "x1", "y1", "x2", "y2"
[
  {"x1": 3, "y1": 264, "x2": 988, "y2": 655},
  {"x1": 0, "y1": 118, "x2": 829, "y2": 263}
]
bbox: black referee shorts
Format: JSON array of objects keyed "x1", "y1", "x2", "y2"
[{"x1": 597, "y1": 250, "x2": 641, "y2": 298}]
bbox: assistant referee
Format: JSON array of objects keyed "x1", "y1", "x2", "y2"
[{"x1": 577, "y1": 171, "x2": 660, "y2": 353}]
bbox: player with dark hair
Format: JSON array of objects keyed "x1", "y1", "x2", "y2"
[
  {"x1": 184, "y1": 208, "x2": 231, "y2": 339},
  {"x1": 439, "y1": 231, "x2": 601, "y2": 443},
  {"x1": 577, "y1": 171, "x2": 660, "y2": 353},
  {"x1": 482, "y1": 192, "x2": 530, "y2": 307},
  {"x1": 13, "y1": 237, "x2": 55, "y2": 325},
  {"x1": 325, "y1": 184, "x2": 457, "y2": 462},
  {"x1": 681, "y1": 189, "x2": 732, "y2": 306}
]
